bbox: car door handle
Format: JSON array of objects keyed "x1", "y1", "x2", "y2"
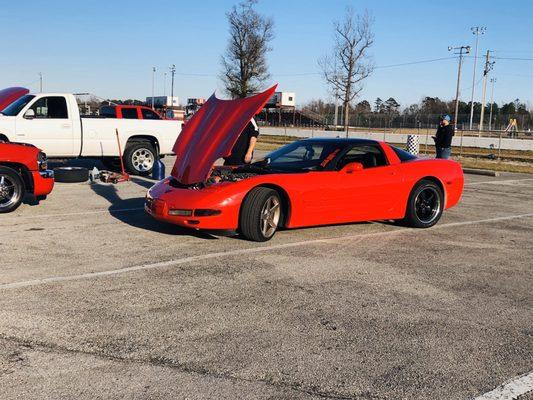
[{"x1": 61, "y1": 123, "x2": 71, "y2": 128}]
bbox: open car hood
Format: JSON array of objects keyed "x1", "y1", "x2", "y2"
[
  {"x1": 0, "y1": 87, "x2": 29, "y2": 111},
  {"x1": 171, "y1": 84, "x2": 277, "y2": 184}
]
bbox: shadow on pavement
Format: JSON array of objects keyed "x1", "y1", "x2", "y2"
[{"x1": 89, "y1": 180, "x2": 218, "y2": 240}]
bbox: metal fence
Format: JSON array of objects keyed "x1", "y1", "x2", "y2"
[{"x1": 258, "y1": 111, "x2": 533, "y2": 140}]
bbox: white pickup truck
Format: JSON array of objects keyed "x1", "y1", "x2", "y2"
[{"x1": 0, "y1": 92, "x2": 182, "y2": 175}]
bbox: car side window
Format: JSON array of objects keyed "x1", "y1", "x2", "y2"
[
  {"x1": 337, "y1": 145, "x2": 388, "y2": 170},
  {"x1": 121, "y1": 108, "x2": 138, "y2": 119},
  {"x1": 141, "y1": 109, "x2": 161, "y2": 119},
  {"x1": 30, "y1": 96, "x2": 68, "y2": 119}
]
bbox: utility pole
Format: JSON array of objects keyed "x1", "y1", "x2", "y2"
[
  {"x1": 333, "y1": 65, "x2": 339, "y2": 127},
  {"x1": 468, "y1": 26, "x2": 486, "y2": 130},
  {"x1": 448, "y1": 45, "x2": 471, "y2": 129},
  {"x1": 151, "y1": 67, "x2": 156, "y2": 109},
  {"x1": 488, "y1": 78, "x2": 496, "y2": 131},
  {"x1": 39, "y1": 72, "x2": 43, "y2": 92},
  {"x1": 479, "y1": 50, "x2": 495, "y2": 132},
  {"x1": 169, "y1": 64, "x2": 176, "y2": 109}
]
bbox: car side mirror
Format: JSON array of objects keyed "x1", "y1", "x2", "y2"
[
  {"x1": 340, "y1": 161, "x2": 364, "y2": 174},
  {"x1": 23, "y1": 109, "x2": 35, "y2": 119}
]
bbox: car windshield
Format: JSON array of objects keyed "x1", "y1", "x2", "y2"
[
  {"x1": 1, "y1": 95, "x2": 35, "y2": 116},
  {"x1": 259, "y1": 141, "x2": 345, "y2": 171}
]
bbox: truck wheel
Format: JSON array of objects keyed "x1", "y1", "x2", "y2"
[
  {"x1": 0, "y1": 166, "x2": 25, "y2": 213},
  {"x1": 53, "y1": 167, "x2": 89, "y2": 183},
  {"x1": 124, "y1": 141, "x2": 156, "y2": 176},
  {"x1": 239, "y1": 187, "x2": 282, "y2": 242}
]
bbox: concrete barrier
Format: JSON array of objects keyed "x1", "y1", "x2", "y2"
[{"x1": 260, "y1": 127, "x2": 533, "y2": 151}]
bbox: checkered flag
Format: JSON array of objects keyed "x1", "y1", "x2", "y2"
[{"x1": 406, "y1": 135, "x2": 420, "y2": 155}]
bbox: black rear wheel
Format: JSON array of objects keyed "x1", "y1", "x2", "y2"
[
  {"x1": 239, "y1": 187, "x2": 282, "y2": 242},
  {"x1": 403, "y1": 179, "x2": 444, "y2": 228},
  {"x1": 0, "y1": 166, "x2": 25, "y2": 213}
]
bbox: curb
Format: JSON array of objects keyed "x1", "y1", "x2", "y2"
[{"x1": 463, "y1": 168, "x2": 500, "y2": 177}]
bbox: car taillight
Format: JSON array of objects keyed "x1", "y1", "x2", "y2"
[{"x1": 37, "y1": 152, "x2": 48, "y2": 171}]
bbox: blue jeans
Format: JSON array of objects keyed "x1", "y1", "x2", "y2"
[{"x1": 436, "y1": 147, "x2": 451, "y2": 159}]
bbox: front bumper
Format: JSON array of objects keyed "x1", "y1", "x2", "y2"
[
  {"x1": 145, "y1": 197, "x2": 237, "y2": 230},
  {"x1": 144, "y1": 180, "x2": 242, "y2": 230},
  {"x1": 32, "y1": 169, "x2": 55, "y2": 196}
]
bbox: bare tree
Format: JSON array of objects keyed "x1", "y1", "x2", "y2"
[
  {"x1": 320, "y1": 8, "x2": 374, "y2": 135},
  {"x1": 220, "y1": 0, "x2": 274, "y2": 98}
]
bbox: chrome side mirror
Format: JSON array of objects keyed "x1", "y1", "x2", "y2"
[{"x1": 24, "y1": 109, "x2": 35, "y2": 119}]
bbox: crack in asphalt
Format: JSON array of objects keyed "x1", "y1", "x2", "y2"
[{"x1": 0, "y1": 334, "x2": 374, "y2": 400}]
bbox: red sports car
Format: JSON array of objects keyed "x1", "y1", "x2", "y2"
[
  {"x1": 0, "y1": 141, "x2": 54, "y2": 213},
  {"x1": 146, "y1": 86, "x2": 463, "y2": 241}
]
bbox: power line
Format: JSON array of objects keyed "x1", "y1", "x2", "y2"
[
  {"x1": 157, "y1": 56, "x2": 461, "y2": 79},
  {"x1": 374, "y1": 56, "x2": 457, "y2": 69},
  {"x1": 492, "y1": 56, "x2": 533, "y2": 61}
]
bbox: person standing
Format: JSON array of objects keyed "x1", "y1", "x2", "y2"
[
  {"x1": 434, "y1": 115, "x2": 454, "y2": 159},
  {"x1": 224, "y1": 118, "x2": 259, "y2": 166}
]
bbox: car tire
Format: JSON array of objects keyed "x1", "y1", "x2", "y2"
[
  {"x1": 124, "y1": 141, "x2": 156, "y2": 176},
  {"x1": 53, "y1": 167, "x2": 89, "y2": 183},
  {"x1": 0, "y1": 166, "x2": 25, "y2": 213},
  {"x1": 239, "y1": 187, "x2": 282, "y2": 242},
  {"x1": 403, "y1": 179, "x2": 444, "y2": 228}
]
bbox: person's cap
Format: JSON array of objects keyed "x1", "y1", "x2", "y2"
[{"x1": 441, "y1": 115, "x2": 451, "y2": 122}]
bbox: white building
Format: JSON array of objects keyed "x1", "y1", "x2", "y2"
[
  {"x1": 146, "y1": 96, "x2": 179, "y2": 108},
  {"x1": 266, "y1": 92, "x2": 296, "y2": 108}
]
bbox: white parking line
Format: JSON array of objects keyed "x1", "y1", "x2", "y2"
[
  {"x1": 473, "y1": 370, "x2": 533, "y2": 399},
  {"x1": 1, "y1": 212, "x2": 532, "y2": 290},
  {"x1": 466, "y1": 178, "x2": 533, "y2": 186},
  {"x1": 0, "y1": 207, "x2": 144, "y2": 221}
]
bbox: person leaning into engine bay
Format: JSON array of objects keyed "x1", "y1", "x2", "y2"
[{"x1": 223, "y1": 117, "x2": 259, "y2": 166}]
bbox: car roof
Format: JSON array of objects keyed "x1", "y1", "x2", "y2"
[{"x1": 298, "y1": 137, "x2": 381, "y2": 146}]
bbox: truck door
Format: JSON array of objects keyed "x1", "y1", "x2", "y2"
[{"x1": 16, "y1": 96, "x2": 74, "y2": 157}]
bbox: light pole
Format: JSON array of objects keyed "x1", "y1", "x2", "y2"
[
  {"x1": 151, "y1": 67, "x2": 156, "y2": 109},
  {"x1": 39, "y1": 72, "x2": 43, "y2": 92},
  {"x1": 488, "y1": 78, "x2": 496, "y2": 131},
  {"x1": 468, "y1": 26, "x2": 486, "y2": 130},
  {"x1": 163, "y1": 72, "x2": 167, "y2": 96},
  {"x1": 169, "y1": 64, "x2": 176, "y2": 109}
]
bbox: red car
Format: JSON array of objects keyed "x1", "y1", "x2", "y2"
[
  {"x1": 0, "y1": 141, "x2": 54, "y2": 213},
  {"x1": 146, "y1": 85, "x2": 463, "y2": 241}
]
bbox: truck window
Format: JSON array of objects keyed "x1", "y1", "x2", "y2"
[
  {"x1": 141, "y1": 108, "x2": 161, "y2": 120},
  {"x1": 121, "y1": 108, "x2": 138, "y2": 119},
  {"x1": 100, "y1": 106, "x2": 117, "y2": 118},
  {"x1": 30, "y1": 97, "x2": 68, "y2": 119}
]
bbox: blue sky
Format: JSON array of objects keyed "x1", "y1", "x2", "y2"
[{"x1": 1, "y1": 0, "x2": 532, "y2": 108}]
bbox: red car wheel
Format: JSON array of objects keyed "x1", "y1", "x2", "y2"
[
  {"x1": 240, "y1": 187, "x2": 282, "y2": 242},
  {"x1": 404, "y1": 179, "x2": 444, "y2": 228},
  {"x1": 0, "y1": 166, "x2": 25, "y2": 213}
]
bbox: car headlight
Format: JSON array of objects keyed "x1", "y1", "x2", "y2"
[{"x1": 37, "y1": 152, "x2": 48, "y2": 171}]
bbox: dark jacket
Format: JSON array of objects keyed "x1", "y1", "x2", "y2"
[
  {"x1": 224, "y1": 120, "x2": 259, "y2": 165},
  {"x1": 435, "y1": 124, "x2": 454, "y2": 148}
]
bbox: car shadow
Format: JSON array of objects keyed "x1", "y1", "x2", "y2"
[{"x1": 89, "y1": 179, "x2": 218, "y2": 240}]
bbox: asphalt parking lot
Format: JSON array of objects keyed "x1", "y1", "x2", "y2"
[{"x1": 1, "y1": 156, "x2": 532, "y2": 400}]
